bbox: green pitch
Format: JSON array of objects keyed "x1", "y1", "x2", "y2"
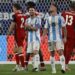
[{"x1": 0, "y1": 64, "x2": 75, "y2": 75}]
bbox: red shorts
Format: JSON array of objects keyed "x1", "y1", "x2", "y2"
[
  {"x1": 64, "y1": 37, "x2": 75, "y2": 52},
  {"x1": 15, "y1": 31, "x2": 28, "y2": 47},
  {"x1": 15, "y1": 36, "x2": 25, "y2": 47},
  {"x1": 64, "y1": 37, "x2": 75, "y2": 64}
]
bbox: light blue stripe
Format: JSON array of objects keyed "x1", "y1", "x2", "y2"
[
  {"x1": 48, "y1": 27, "x2": 50, "y2": 41},
  {"x1": 30, "y1": 31, "x2": 33, "y2": 42},
  {"x1": 35, "y1": 18, "x2": 41, "y2": 28},
  {"x1": 35, "y1": 32, "x2": 39, "y2": 42},
  {"x1": 52, "y1": 16, "x2": 56, "y2": 41},
  {"x1": 47, "y1": 19, "x2": 50, "y2": 41},
  {"x1": 58, "y1": 17, "x2": 62, "y2": 39}
]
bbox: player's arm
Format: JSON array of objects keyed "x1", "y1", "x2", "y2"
[
  {"x1": 61, "y1": 16, "x2": 67, "y2": 43},
  {"x1": 62, "y1": 26, "x2": 67, "y2": 43},
  {"x1": 24, "y1": 17, "x2": 41, "y2": 31},
  {"x1": 62, "y1": 26, "x2": 67, "y2": 38},
  {"x1": 7, "y1": 15, "x2": 16, "y2": 35},
  {"x1": 24, "y1": 24, "x2": 37, "y2": 31},
  {"x1": 7, "y1": 22, "x2": 15, "y2": 35},
  {"x1": 24, "y1": 18, "x2": 37, "y2": 31},
  {"x1": 43, "y1": 18, "x2": 49, "y2": 36},
  {"x1": 25, "y1": 11, "x2": 45, "y2": 19}
]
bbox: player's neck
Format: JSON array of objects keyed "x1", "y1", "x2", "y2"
[{"x1": 51, "y1": 12, "x2": 57, "y2": 16}]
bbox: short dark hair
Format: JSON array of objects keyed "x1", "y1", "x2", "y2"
[
  {"x1": 70, "y1": 1, "x2": 75, "y2": 9},
  {"x1": 26, "y1": 1, "x2": 36, "y2": 10},
  {"x1": 13, "y1": 3, "x2": 21, "y2": 10}
]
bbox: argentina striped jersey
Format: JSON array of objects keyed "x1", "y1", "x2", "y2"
[
  {"x1": 26, "y1": 17, "x2": 41, "y2": 43},
  {"x1": 44, "y1": 15, "x2": 66, "y2": 42}
]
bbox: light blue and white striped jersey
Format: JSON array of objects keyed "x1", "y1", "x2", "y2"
[
  {"x1": 26, "y1": 16, "x2": 41, "y2": 43},
  {"x1": 44, "y1": 14, "x2": 66, "y2": 42}
]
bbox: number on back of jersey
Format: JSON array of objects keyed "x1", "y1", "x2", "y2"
[
  {"x1": 66, "y1": 15, "x2": 73, "y2": 26},
  {"x1": 20, "y1": 18, "x2": 24, "y2": 28}
]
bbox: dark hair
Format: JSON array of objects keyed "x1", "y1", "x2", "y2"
[
  {"x1": 13, "y1": 3, "x2": 21, "y2": 10},
  {"x1": 26, "y1": 1, "x2": 36, "y2": 10},
  {"x1": 70, "y1": 1, "x2": 75, "y2": 9}
]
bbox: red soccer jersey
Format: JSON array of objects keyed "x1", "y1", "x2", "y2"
[
  {"x1": 62, "y1": 11, "x2": 75, "y2": 38},
  {"x1": 13, "y1": 12, "x2": 28, "y2": 39}
]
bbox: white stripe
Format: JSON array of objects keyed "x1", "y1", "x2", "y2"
[
  {"x1": 37, "y1": 29, "x2": 40, "y2": 42},
  {"x1": 33, "y1": 32, "x2": 35, "y2": 42},
  {"x1": 55, "y1": 16, "x2": 61, "y2": 41},
  {"x1": 28, "y1": 32, "x2": 30, "y2": 42},
  {"x1": 27, "y1": 17, "x2": 41, "y2": 42},
  {"x1": 48, "y1": 16, "x2": 53, "y2": 41},
  {"x1": 55, "y1": 16, "x2": 60, "y2": 41}
]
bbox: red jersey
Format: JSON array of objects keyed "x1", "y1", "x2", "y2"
[
  {"x1": 62, "y1": 11, "x2": 75, "y2": 38},
  {"x1": 13, "y1": 12, "x2": 28, "y2": 39}
]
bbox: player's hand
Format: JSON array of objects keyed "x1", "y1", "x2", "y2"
[{"x1": 63, "y1": 37, "x2": 67, "y2": 43}]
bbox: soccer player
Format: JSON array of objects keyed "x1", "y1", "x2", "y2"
[
  {"x1": 7, "y1": 3, "x2": 35, "y2": 71},
  {"x1": 25, "y1": 4, "x2": 41, "y2": 72},
  {"x1": 43, "y1": 3, "x2": 67, "y2": 73},
  {"x1": 25, "y1": 1, "x2": 46, "y2": 71},
  {"x1": 62, "y1": 1, "x2": 75, "y2": 70}
]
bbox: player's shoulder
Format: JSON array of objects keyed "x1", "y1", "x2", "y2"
[
  {"x1": 57, "y1": 14, "x2": 64, "y2": 21},
  {"x1": 62, "y1": 11, "x2": 68, "y2": 14},
  {"x1": 62, "y1": 11, "x2": 69, "y2": 16},
  {"x1": 63, "y1": 11, "x2": 75, "y2": 16}
]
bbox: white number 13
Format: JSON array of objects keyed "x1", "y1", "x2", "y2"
[{"x1": 66, "y1": 15, "x2": 73, "y2": 26}]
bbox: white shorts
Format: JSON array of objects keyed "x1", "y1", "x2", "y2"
[
  {"x1": 27, "y1": 41, "x2": 40, "y2": 53},
  {"x1": 48, "y1": 41, "x2": 64, "y2": 51}
]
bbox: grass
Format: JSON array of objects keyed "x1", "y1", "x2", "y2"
[{"x1": 0, "y1": 64, "x2": 75, "y2": 75}]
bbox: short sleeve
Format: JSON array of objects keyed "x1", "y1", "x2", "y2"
[
  {"x1": 44, "y1": 18, "x2": 49, "y2": 28},
  {"x1": 61, "y1": 16, "x2": 66, "y2": 27}
]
